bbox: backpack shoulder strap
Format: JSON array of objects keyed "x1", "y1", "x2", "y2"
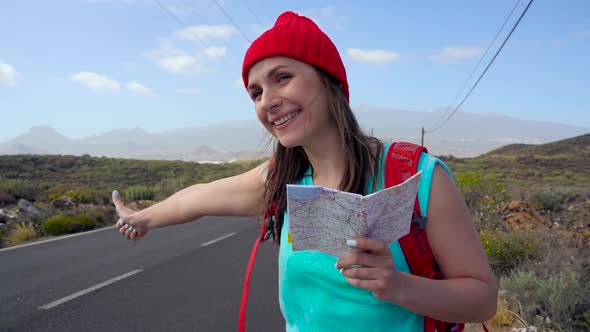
[
  {"x1": 385, "y1": 142, "x2": 435, "y2": 277},
  {"x1": 385, "y1": 142, "x2": 427, "y2": 217}
]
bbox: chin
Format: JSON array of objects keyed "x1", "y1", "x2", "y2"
[
  {"x1": 277, "y1": 134, "x2": 305, "y2": 149},
  {"x1": 277, "y1": 139, "x2": 299, "y2": 149}
]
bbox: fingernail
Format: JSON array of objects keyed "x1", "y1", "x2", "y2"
[
  {"x1": 124, "y1": 224, "x2": 131, "y2": 229},
  {"x1": 113, "y1": 190, "x2": 120, "y2": 197},
  {"x1": 334, "y1": 262, "x2": 338, "y2": 269},
  {"x1": 346, "y1": 239, "x2": 357, "y2": 247}
]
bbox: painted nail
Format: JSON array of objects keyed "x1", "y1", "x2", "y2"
[
  {"x1": 124, "y1": 224, "x2": 131, "y2": 229},
  {"x1": 113, "y1": 190, "x2": 120, "y2": 197},
  {"x1": 346, "y1": 239, "x2": 357, "y2": 247}
]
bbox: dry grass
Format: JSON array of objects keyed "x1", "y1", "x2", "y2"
[
  {"x1": 6, "y1": 222, "x2": 38, "y2": 245},
  {"x1": 489, "y1": 297, "x2": 516, "y2": 327}
]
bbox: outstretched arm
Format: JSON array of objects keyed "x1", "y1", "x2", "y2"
[{"x1": 112, "y1": 160, "x2": 269, "y2": 240}]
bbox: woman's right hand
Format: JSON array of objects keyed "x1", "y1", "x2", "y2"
[{"x1": 112, "y1": 190, "x2": 149, "y2": 241}]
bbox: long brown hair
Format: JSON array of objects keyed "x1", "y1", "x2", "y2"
[{"x1": 262, "y1": 69, "x2": 382, "y2": 245}]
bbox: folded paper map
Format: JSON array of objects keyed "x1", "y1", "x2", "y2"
[{"x1": 286, "y1": 171, "x2": 422, "y2": 257}]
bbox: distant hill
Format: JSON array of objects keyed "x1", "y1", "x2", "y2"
[
  {"x1": 1, "y1": 108, "x2": 588, "y2": 159},
  {"x1": 483, "y1": 133, "x2": 590, "y2": 157},
  {"x1": 443, "y1": 133, "x2": 590, "y2": 192},
  {"x1": 1, "y1": 134, "x2": 588, "y2": 202}
]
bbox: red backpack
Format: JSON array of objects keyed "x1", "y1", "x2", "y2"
[{"x1": 239, "y1": 142, "x2": 480, "y2": 332}]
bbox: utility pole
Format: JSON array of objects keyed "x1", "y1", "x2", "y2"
[{"x1": 421, "y1": 127, "x2": 425, "y2": 146}]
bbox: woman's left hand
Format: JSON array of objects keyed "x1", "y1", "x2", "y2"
[{"x1": 335, "y1": 238, "x2": 403, "y2": 303}]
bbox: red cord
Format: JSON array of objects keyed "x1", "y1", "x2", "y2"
[{"x1": 239, "y1": 237, "x2": 262, "y2": 332}]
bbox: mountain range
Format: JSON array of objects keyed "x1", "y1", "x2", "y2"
[{"x1": 2, "y1": 107, "x2": 588, "y2": 161}]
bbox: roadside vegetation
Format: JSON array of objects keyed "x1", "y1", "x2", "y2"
[{"x1": 1, "y1": 134, "x2": 589, "y2": 330}]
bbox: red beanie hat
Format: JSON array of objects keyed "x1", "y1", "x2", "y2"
[{"x1": 242, "y1": 11, "x2": 349, "y2": 100}]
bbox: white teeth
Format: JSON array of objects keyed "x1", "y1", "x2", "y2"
[{"x1": 274, "y1": 111, "x2": 299, "y2": 126}]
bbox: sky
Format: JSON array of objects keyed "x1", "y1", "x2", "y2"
[{"x1": 0, "y1": 0, "x2": 589, "y2": 142}]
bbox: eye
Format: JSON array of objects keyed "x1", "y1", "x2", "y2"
[
  {"x1": 250, "y1": 89, "x2": 262, "y2": 101},
  {"x1": 277, "y1": 73, "x2": 292, "y2": 82}
]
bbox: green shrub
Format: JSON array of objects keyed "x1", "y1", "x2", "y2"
[
  {"x1": 48, "y1": 183, "x2": 106, "y2": 204},
  {"x1": 456, "y1": 173, "x2": 510, "y2": 230},
  {"x1": 65, "y1": 190, "x2": 93, "y2": 203},
  {"x1": 72, "y1": 215, "x2": 96, "y2": 232},
  {"x1": 0, "y1": 177, "x2": 43, "y2": 201},
  {"x1": 49, "y1": 193, "x2": 62, "y2": 201},
  {"x1": 86, "y1": 206, "x2": 116, "y2": 227},
  {"x1": 480, "y1": 230, "x2": 538, "y2": 275},
  {"x1": 41, "y1": 214, "x2": 98, "y2": 235},
  {"x1": 42, "y1": 215, "x2": 74, "y2": 235},
  {"x1": 154, "y1": 178, "x2": 191, "y2": 198},
  {"x1": 502, "y1": 268, "x2": 588, "y2": 331},
  {"x1": 124, "y1": 185, "x2": 154, "y2": 201},
  {"x1": 6, "y1": 222, "x2": 38, "y2": 245},
  {"x1": 530, "y1": 189, "x2": 578, "y2": 212},
  {"x1": 89, "y1": 209, "x2": 107, "y2": 226}
]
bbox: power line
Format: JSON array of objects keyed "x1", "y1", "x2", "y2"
[
  {"x1": 151, "y1": 0, "x2": 239, "y2": 67},
  {"x1": 428, "y1": 0, "x2": 523, "y2": 131},
  {"x1": 242, "y1": 0, "x2": 264, "y2": 27},
  {"x1": 425, "y1": 0, "x2": 535, "y2": 134},
  {"x1": 152, "y1": 0, "x2": 210, "y2": 48},
  {"x1": 181, "y1": 0, "x2": 208, "y2": 21},
  {"x1": 211, "y1": 0, "x2": 252, "y2": 43},
  {"x1": 180, "y1": 0, "x2": 242, "y2": 60}
]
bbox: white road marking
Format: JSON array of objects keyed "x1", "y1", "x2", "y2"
[
  {"x1": 0, "y1": 226, "x2": 116, "y2": 253},
  {"x1": 38, "y1": 269, "x2": 143, "y2": 310},
  {"x1": 201, "y1": 232, "x2": 237, "y2": 247}
]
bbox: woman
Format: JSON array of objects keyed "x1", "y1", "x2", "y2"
[{"x1": 112, "y1": 11, "x2": 498, "y2": 331}]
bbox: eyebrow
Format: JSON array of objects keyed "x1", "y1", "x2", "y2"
[{"x1": 247, "y1": 65, "x2": 289, "y2": 91}]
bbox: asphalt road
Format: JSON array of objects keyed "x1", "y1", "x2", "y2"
[{"x1": 0, "y1": 217, "x2": 285, "y2": 331}]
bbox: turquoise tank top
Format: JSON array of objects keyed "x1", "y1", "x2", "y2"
[{"x1": 277, "y1": 142, "x2": 452, "y2": 331}]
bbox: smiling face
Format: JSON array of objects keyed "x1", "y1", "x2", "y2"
[{"x1": 246, "y1": 56, "x2": 336, "y2": 148}]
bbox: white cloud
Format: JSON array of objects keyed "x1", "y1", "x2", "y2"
[
  {"x1": 127, "y1": 81, "x2": 157, "y2": 98},
  {"x1": 0, "y1": 61, "x2": 20, "y2": 86},
  {"x1": 430, "y1": 46, "x2": 482, "y2": 62},
  {"x1": 176, "y1": 87, "x2": 201, "y2": 95},
  {"x1": 159, "y1": 55, "x2": 199, "y2": 74},
  {"x1": 347, "y1": 48, "x2": 401, "y2": 65},
  {"x1": 205, "y1": 46, "x2": 226, "y2": 60},
  {"x1": 70, "y1": 71, "x2": 120, "y2": 92},
  {"x1": 145, "y1": 44, "x2": 203, "y2": 75},
  {"x1": 176, "y1": 25, "x2": 236, "y2": 42}
]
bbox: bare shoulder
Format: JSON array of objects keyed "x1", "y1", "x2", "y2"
[{"x1": 425, "y1": 165, "x2": 496, "y2": 283}]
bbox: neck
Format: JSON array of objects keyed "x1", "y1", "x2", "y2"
[{"x1": 302, "y1": 126, "x2": 346, "y2": 189}]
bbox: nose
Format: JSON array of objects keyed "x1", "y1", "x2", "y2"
[{"x1": 259, "y1": 87, "x2": 281, "y2": 113}]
